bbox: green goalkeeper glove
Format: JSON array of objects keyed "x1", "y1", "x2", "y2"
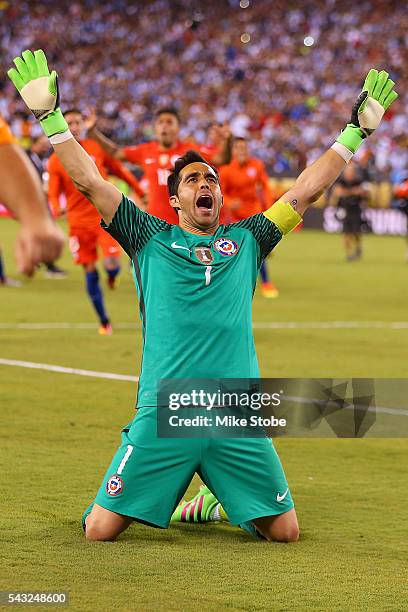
[
  {"x1": 336, "y1": 69, "x2": 398, "y2": 154},
  {"x1": 7, "y1": 50, "x2": 68, "y2": 138}
]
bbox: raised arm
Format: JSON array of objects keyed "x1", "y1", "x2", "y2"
[
  {"x1": 8, "y1": 50, "x2": 121, "y2": 225},
  {"x1": 280, "y1": 69, "x2": 398, "y2": 217},
  {"x1": 103, "y1": 152, "x2": 146, "y2": 199},
  {"x1": 282, "y1": 149, "x2": 345, "y2": 216},
  {"x1": 86, "y1": 110, "x2": 126, "y2": 160},
  {"x1": 209, "y1": 124, "x2": 232, "y2": 166}
]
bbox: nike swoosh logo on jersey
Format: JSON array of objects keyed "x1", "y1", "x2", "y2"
[
  {"x1": 145, "y1": 158, "x2": 156, "y2": 164},
  {"x1": 276, "y1": 488, "x2": 289, "y2": 502},
  {"x1": 171, "y1": 242, "x2": 191, "y2": 253}
]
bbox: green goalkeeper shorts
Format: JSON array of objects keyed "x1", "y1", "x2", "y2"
[{"x1": 93, "y1": 406, "x2": 294, "y2": 527}]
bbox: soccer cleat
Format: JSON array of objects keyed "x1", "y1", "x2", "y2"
[
  {"x1": 261, "y1": 281, "x2": 279, "y2": 298},
  {"x1": 171, "y1": 485, "x2": 220, "y2": 523},
  {"x1": 98, "y1": 322, "x2": 113, "y2": 336},
  {"x1": 0, "y1": 276, "x2": 22, "y2": 287},
  {"x1": 44, "y1": 263, "x2": 67, "y2": 278},
  {"x1": 107, "y1": 275, "x2": 119, "y2": 290}
]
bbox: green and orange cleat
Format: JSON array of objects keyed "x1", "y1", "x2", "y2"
[
  {"x1": 261, "y1": 281, "x2": 279, "y2": 298},
  {"x1": 98, "y1": 322, "x2": 113, "y2": 336}
]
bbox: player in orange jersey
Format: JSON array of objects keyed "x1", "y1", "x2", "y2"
[
  {"x1": 219, "y1": 137, "x2": 279, "y2": 298},
  {"x1": 48, "y1": 109, "x2": 145, "y2": 334},
  {"x1": 88, "y1": 108, "x2": 230, "y2": 224},
  {"x1": 0, "y1": 114, "x2": 64, "y2": 282}
]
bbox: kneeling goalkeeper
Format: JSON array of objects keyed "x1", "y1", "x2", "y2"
[{"x1": 8, "y1": 50, "x2": 397, "y2": 542}]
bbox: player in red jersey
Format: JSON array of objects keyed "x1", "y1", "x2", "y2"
[
  {"x1": 88, "y1": 108, "x2": 230, "y2": 224},
  {"x1": 48, "y1": 109, "x2": 145, "y2": 334},
  {"x1": 219, "y1": 137, "x2": 279, "y2": 297}
]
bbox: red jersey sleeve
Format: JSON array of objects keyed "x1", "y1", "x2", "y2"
[
  {"x1": 103, "y1": 153, "x2": 145, "y2": 198},
  {"x1": 47, "y1": 154, "x2": 63, "y2": 216},
  {"x1": 198, "y1": 144, "x2": 220, "y2": 165},
  {"x1": 122, "y1": 144, "x2": 146, "y2": 166}
]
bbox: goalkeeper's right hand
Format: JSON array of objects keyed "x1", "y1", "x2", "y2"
[{"x1": 7, "y1": 50, "x2": 68, "y2": 138}]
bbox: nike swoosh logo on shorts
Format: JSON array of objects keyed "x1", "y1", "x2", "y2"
[
  {"x1": 276, "y1": 488, "x2": 289, "y2": 502},
  {"x1": 171, "y1": 242, "x2": 191, "y2": 253}
]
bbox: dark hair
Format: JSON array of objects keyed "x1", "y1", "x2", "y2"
[
  {"x1": 64, "y1": 108, "x2": 83, "y2": 117},
  {"x1": 233, "y1": 136, "x2": 247, "y2": 144},
  {"x1": 155, "y1": 107, "x2": 180, "y2": 122},
  {"x1": 167, "y1": 150, "x2": 219, "y2": 197}
]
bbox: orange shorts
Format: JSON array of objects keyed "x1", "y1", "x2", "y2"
[{"x1": 69, "y1": 226, "x2": 121, "y2": 265}]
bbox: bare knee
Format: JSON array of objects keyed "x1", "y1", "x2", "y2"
[
  {"x1": 85, "y1": 517, "x2": 119, "y2": 542},
  {"x1": 253, "y1": 508, "x2": 299, "y2": 543},
  {"x1": 84, "y1": 504, "x2": 132, "y2": 542},
  {"x1": 269, "y1": 523, "x2": 300, "y2": 543}
]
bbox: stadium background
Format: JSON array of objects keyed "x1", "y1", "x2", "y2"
[{"x1": 1, "y1": 1, "x2": 407, "y2": 610}]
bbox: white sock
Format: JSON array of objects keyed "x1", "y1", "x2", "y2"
[{"x1": 211, "y1": 503, "x2": 223, "y2": 522}]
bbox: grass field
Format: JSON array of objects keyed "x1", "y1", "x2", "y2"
[{"x1": 1, "y1": 218, "x2": 407, "y2": 611}]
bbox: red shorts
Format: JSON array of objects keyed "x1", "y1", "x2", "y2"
[{"x1": 69, "y1": 226, "x2": 121, "y2": 265}]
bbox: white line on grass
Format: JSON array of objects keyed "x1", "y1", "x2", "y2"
[
  {"x1": 253, "y1": 321, "x2": 408, "y2": 330},
  {"x1": 0, "y1": 358, "x2": 406, "y2": 418},
  {"x1": 0, "y1": 358, "x2": 139, "y2": 382},
  {"x1": 1, "y1": 321, "x2": 408, "y2": 330},
  {"x1": 283, "y1": 395, "x2": 408, "y2": 417}
]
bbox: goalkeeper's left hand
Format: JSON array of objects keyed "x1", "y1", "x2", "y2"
[{"x1": 336, "y1": 69, "x2": 398, "y2": 154}]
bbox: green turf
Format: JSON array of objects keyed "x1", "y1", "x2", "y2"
[{"x1": 1, "y1": 218, "x2": 407, "y2": 611}]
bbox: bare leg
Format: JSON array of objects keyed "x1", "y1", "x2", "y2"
[
  {"x1": 104, "y1": 255, "x2": 121, "y2": 289},
  {"x1": 354, "y1": 233, "x2": 362, "y2": 258},
  {"x1": 343, "y1": 233, "x2": 354, "y2": 259},
  {"x1": 85, "y1": 503, "x2": 133, "y2": 541},
  {"x1": 252, "y1": 508, "x2": 299, "y2": 543}
]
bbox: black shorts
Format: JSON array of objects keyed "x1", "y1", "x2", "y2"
[{"x1": 343, "y1": 210, "x2": 363, "y2": 234}]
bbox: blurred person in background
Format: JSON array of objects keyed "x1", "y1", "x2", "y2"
[
  {"x1": 220, "y1": 137, "x2": 279, "y2": 297},
  {"x1": 394, "y1": 178, "x2": 408, "y2": 262},
  {"x1": 27, "y1": 134, "x2": 67, "y2": 278},
  {"x1": 87, "y1": 108, "x2": 231, "y2": 224},
  {"x1": 0, "y1": 114, "x2": 64, "y2": 283},
  {"x1": 48, "y1": 109, "x2": 145, "y2": 335},
  {"x1": 331, "y1": 161, "x2": 368, "y2": 261}
]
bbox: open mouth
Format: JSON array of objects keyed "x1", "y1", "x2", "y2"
[{"x1": 196, "y1": 194, "x2": 213, "y2": 212}]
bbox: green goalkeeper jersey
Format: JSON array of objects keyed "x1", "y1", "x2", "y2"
[{"x1": 102, "y1": 195, "x2": 285, "y2": 408}]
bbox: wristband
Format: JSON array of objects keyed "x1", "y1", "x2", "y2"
[
  {"x1": 49, "y1": 130, "x2": 73, "y2": 145},
  {"x1": 331, "y1": 142, "x2": 354, "y2": 163}
]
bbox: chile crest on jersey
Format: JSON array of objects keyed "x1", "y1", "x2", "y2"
[{"x1": 213, "y1": 237, "x2": 239, "y2": 257}]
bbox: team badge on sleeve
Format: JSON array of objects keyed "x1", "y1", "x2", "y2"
[
  {"x1": 106, "y1": 474, "x2": 124, "y2": 496},
  {"x1": 214, "y1": 238, "x2": 239, "y2": 257}
]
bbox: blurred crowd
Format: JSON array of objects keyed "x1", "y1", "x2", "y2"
[{"x1": 1, "y1": 0, "x2": 407, "y2": 180}]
